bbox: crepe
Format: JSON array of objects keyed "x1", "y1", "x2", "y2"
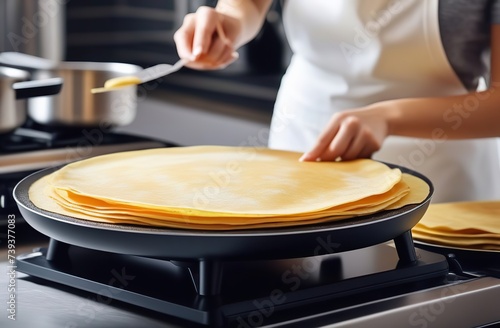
[
  {"x1": 48, "y1": 147, "x2": 404, "y2": 216},
  {"x1": 29, "y1": 146, "x2": 430, "y2": 230},
  {"x1": 412, "y1": 201, "x2": 500, "y2": 251}
]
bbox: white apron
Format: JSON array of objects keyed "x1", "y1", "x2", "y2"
[{"x1": 269, "y1": 0, "x2": 500, "y2": 202}]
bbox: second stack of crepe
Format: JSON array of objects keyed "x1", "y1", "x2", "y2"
[
  {"x1": 30, "y1": 146, "x2": 429, "y2": 230},
  {"x1": 412, "y1": 201, "x2": 500, "y2": 251}
]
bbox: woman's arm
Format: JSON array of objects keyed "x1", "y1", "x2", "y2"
[
  {"x1": 216, "y1": 0, "x2": 274, "y2": 47},
  {"x1": 174, "y1": 0, "x2": 273, "y2": 70},
  {"x1": 301, "y1": 25, "x2": 500, "y2": 162}
]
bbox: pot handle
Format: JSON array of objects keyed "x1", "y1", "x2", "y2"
[
  {"x1": 14, "y1": 77, "x2": 63, "y2": 100},
  {"x1": 0, "y1": 52, "x2": 56, "y2": 71}
]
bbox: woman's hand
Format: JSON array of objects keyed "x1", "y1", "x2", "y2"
[
  {"x1": 300, "y1": 107, "x2": 390, "y2": 162},
  {"x1": 174, "y1": 1, "x2": 272, "y2": 70},
  {"x1": 173, "y1": 6, "x2": 240, "y2": 70}
]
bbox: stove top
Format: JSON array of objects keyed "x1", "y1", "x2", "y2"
[
  {"x1": 1, "y1": 126, "x2": 160, "y2": 154},
  {"x1": 0, "y1": 130, "x2": 168, "y2": 173},
  {"x1": 15, "y1": 239, "x2": 500, "y2": 327},
  {"x1": 1, "y1": 120, "x2": 174, "y2": 171}
]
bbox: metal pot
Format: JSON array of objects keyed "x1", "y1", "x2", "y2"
[
  {"x1": 0, "y1": 66, "x2": 62, "y2": 134},
  {"x1": 0, "y1": 52, "x2": 142, "y2": 128},
  {"x1": 0, "y1": 0, "x2": 65, "y2": 61}
]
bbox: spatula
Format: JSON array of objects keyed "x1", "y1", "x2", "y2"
[
  {"x1": 90, "y1": 58, "x2": 187, "y2": 94},
  {"x1": 91, "y1": 21, "x2": 234, "y2": 94}
]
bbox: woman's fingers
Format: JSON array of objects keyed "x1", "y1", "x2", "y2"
[
  {"x1": 299, "y1": 114, "x2": 343, "y2": 161},
  {"x1": 323, "y1": 116, "x2": 363, "y2": 161},
  {"x1": 173, "y1": 13, "x2": 196, "y2": 60},
  {"x1": 300, "y1": 111, "x2": 386, "y2": 162},
  {"x1": 192, "y1": 6, "x2": 219, "y2": 59},
  {"x1": 174, "y1": 6, "x2": 239, "y2": 70}
]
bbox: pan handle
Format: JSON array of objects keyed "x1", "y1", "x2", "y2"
[{"x1": 13, "y1": 77, "x2": 63, "y2": 99}]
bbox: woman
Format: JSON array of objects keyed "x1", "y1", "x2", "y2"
[{"x1": 174, "y1": 0, "x2": 500, "y2": 202}]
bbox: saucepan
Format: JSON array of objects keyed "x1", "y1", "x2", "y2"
[
  {"x1": 0, "y1": 66, "x2": 62, "y2": 134},
  {"x1": 0, "y1": 52, "x2": 142, "y2": 128}
]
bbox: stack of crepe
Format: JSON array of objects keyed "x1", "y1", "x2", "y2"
[
  {"x1": 412, "y1": 201, "x2": 500, "y2": 251},
  {"x1": 29, "y1": 146, "x2": 429, "y2": 230}
]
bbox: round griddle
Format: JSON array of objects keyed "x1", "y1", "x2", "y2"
[{"x1": 14, "y1": 164, "x2": 433, "y2": 261}]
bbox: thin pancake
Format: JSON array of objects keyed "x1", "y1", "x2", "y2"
[
  {"x1": 51, "y1": 175, "x2": 410, "y2": 220},
  {"x1": 48, "y1": 146, "x2": 403, "y2": 217},
  {"x1": 29, "y1": 163, "x2": 429, "y2": 230},
  {"x1": 412, "y1": 201, "x2": 500, "y2": 251}
]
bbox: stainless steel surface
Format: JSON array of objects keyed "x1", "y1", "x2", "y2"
[
  {"x1": 0, "y1": 52, "x2": 142, "y2": 127},
  {"x1": 0, "y1": 67, "x2": 29, "y2": 133},
  {"x1": 267, "y1": 277, "x2": 500, "y2": 328},
  {"x1": 29, "y1": 61, "x2": 141, "y2": 127},
  {"x1": 1, "y1": 0, "x2": 65, "y2": 61}
]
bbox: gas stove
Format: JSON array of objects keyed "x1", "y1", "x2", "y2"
[
  {"x1": 1, "y1": 121, "x2": 173, "y2": 219},
  {"x1": 15, "y1": 237, "x2": 500, "y2": 327}
]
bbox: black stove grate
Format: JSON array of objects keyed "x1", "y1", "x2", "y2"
[
  {"x1": 16, "y1": 241, "x2": 450, "y2": 327},
  {"x1": 1, "y1": 120, "x2": 176, "y2": 154}
]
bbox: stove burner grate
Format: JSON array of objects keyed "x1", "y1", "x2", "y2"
[
  {"x1": 16, "y1": 241, "x2": 449, "y2": 327},
  {"x1": 1, "y1": 124, "x2": 175, "y2": 154}
]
